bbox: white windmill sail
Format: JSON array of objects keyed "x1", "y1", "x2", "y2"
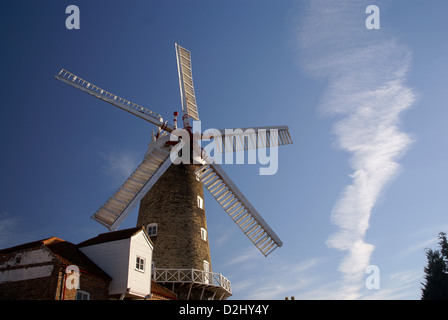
[
  {"x1": 92, "y1": 136, "x2": 177, "y2": 231},
  {"x1": 195, "y1": 162, "x2": 283, "y2": 256},
  {"x1": 176, "y1": 43, "x2": 200, "y2": 122},
  {"x1": 54, "y1": 69, "x2": 175, "y2": 133},
  {"x1": 202, "y1": 125, "x2": 293, "y2": 153}
]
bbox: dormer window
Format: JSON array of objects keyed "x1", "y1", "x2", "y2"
[
  {"x1": 136, "y1": 256, "x2": 145, "y2": 272},
  {"x1": 146, "y1": 223, "x2": 158, "y2": 236}
]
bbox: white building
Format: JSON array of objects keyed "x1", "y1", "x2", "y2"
[{"x1": 78, "y1": 226, "x2": 153, "y2": 299}]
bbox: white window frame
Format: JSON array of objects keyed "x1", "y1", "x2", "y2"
[
  {"x1": 197, "y1": 196, "x2": 203, "y2": 209},
  {"x1": 136, "y1": 256, "x2": 145, "y2": 272},
  {"x1": 201, "y1": 227, "x2": 207, "y2": 241},
  {"x1": 76, "y1": 290, "x2": 90, "y2": 300},
  {"x1": 146, "y1": 223, "x2": 158, "y2": 236},
  {"x1": 203, "y1": 260, "x2": 211, "y2": 284}
]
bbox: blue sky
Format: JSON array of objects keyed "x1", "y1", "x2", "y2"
[{"x1": 1, "y1": 1, "x2": 447, "y2": 299}]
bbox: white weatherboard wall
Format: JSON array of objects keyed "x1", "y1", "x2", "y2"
[
  {"x1": 80, "y1": 238, "x2": 130, "y2": 296},
  {"x1": 79, "y1": 230, "x2": 153, "y2": 298},
  {"x1": 127, "y1": 231, "x2": 153, "y2": 297}
]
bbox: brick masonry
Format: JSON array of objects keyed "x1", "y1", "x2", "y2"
[
  {"x1": 137, "y1": 163, "x2": 212, "y2": 272},
  {"x1": 0, "y1": 243, "x2": 110, "y2": 300}
]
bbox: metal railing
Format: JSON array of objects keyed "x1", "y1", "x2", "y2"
[{"x1": 153, "y1": 268, "x2": 232, "y2": 294}]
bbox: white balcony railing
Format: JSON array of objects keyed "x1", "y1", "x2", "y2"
[{"x1": 153, "y1": 268, "x2": 231, "y2": 294}]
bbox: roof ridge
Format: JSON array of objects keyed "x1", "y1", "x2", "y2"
[
  {"x1": 0, "y1": 236, "x2": 64, "y2": 253},
  {"x1": 42, "y1": 236, "x2": 65, "y2": 245},
  {"x1": 77, "y1": 226, "x2": 146, "y2": 248}
]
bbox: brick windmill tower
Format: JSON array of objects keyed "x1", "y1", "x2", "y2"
[{"x1": 55, "y1": 44, "x2": 293, "y2": 300}]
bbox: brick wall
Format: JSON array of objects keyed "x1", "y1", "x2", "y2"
[
  {"x1": 55, "y1": 267, "x2": 110, "y2": 300},
  {"x1": 0, "y1": 245, "x2": 110, "y2": 300},
  {"x1": 0, "y1": 246, "x2": 58, "y2": 299},
  {"x1": 0, "y1": 273, "x2": 59, "y2": 300},
  {"x1": 137, "y1": 163, "x2": 212, "y2": 271}
]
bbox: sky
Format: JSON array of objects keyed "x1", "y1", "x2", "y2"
[{"x1": 0, "y1": 0, "x2": 447, "y2": 300}]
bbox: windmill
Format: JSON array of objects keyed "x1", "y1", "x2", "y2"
[{"x1": 55, "y1": 43, "x2": 292, "y2": 299}]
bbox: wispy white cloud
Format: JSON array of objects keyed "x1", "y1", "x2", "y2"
[
  {"x1": 296, "y1": 0, "x2": 415, "y2": 298},
  {"x1": 227, "y1": 247, "x2": 421, "y2": 300},
  {"x1": 396, "y1": 237, "x2": 438, "y2": 260},
  {"x1": 228, "y1": 248, "x2": 323, "y2": 299},
  {"x1": 222, "y1": 247, "x2": 261, "y2": 268},
  {"x1": 214, "y1": 228, "x2": 236, "y2": 248},
  {"x1": 363, "y1": 269, "x2": 422, "y2": 300},
  {"x1": 98, "y1": 150, "x2": 140, "y2": 183},
  {"x1": 245, "y1": 258, "x2": 320, "y2": 300}
]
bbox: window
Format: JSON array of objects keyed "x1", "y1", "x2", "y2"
[
  {"x1": 76, "y1": 290, "x2": 90, "y2": 300},
  {"x1": 136, "y1": 256, "x2": 145, "y2": 272},
  {"x1": 146, "y1": 223, "x2": 158, "y2": 236},
  {"x1": 197, "y1": 196, "x2": 203, "y2": 209},
  {"x1": 201, "y1": 227, "x2": 207, "y2": 241}
]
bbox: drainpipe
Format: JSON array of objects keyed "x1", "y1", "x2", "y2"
[
  {"x1": 119, "y1": 288, "x2": 130, "y2": 300},
  {"x1": 59, "y1": 266, "x2": 67, "y2": 300}
]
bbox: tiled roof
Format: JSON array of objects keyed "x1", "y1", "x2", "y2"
[
  {"x1": 0, "y1": 237, "x2": 62, "y2": 254},
  {"x1": 151, "y1": 280, "x2": 178, "y2": 300},
  {"x1": 77, "y1": 226, "x2": 151, "y2": 248},
  {"x1": 45, "y1": 238, "x2": 112, "y2": 280}
]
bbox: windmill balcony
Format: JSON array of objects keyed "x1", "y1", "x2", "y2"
[{"x1": 152, "y1": 268, "x2": 232, "y2": 300}]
